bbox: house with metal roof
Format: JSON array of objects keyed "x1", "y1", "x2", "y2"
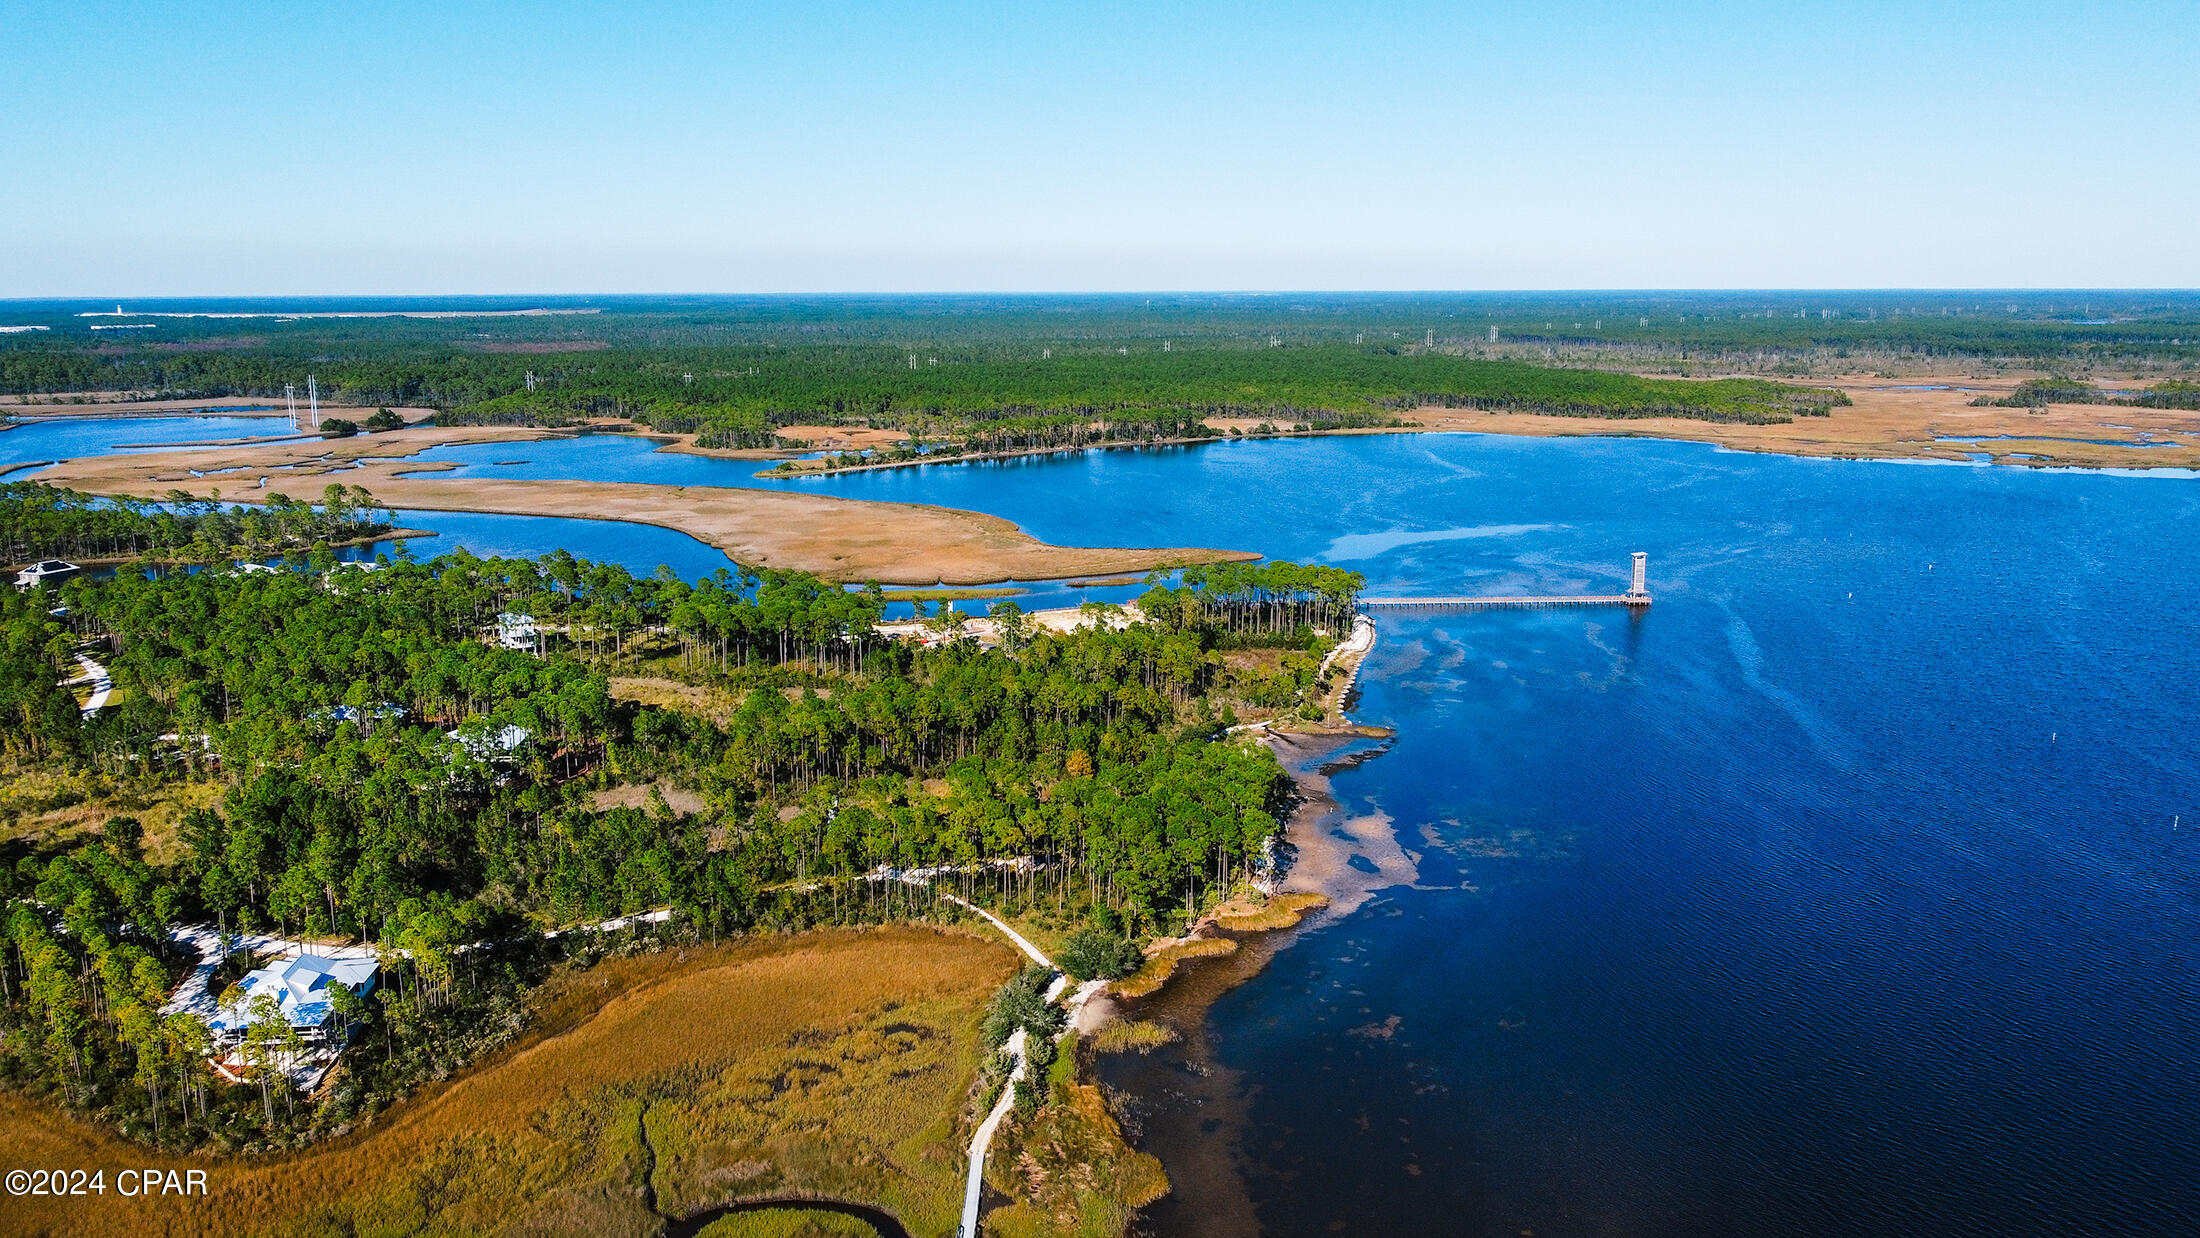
[
  {"x1": 13, "y1": 559, "x2": 79, "y2": 591},
  {"x1": 493, "y1": 611, "x2": 540, "y2": 652},
  {"x1": 209, "y1": 954, "x2": 379, "y2": 1045}
]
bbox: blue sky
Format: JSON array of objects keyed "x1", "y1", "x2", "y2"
[{"x1": 2, "y1": 1, "x2": 2194, "y2": 294}]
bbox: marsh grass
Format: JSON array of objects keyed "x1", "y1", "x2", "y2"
[
  {"x1": 984, "y1": 1055, "x2": 1167, "y2": 1238},
  {"x1": 1214, "y1": 891, "x2": 1328, "y2": 932},
  {"x1": 694, "y1": 1209, "x2": 879, "y2": 1238},
  {"x1": 1108, "y1": 938, "x2": 1237, "y2": 1000},
  {"x1": 0, "y1": 926, "x2": 1016, "y2": 1238},
  {"x1": 1088, "y1": 1020, "x2": 1178, "y2": 1056}
]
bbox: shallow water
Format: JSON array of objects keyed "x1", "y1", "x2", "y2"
[
  {"x1": 0, "y1": 415, "x2": 302, "y2": 473},
  {"x1": 15, "y1": 421, "x2": 2200, "y2": 1233},
  {"x1": 0, "y1": 422, "x2": 746, "y2": 581}
]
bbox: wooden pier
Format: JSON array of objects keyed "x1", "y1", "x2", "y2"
[
  {"x1": 1361, "y1": 553, "x2": 1653, "y2": 612},
  {"x1": 1360, "y1": 594, "x2": 1648, "y2": 611}
]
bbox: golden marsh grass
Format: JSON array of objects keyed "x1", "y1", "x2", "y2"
[
  {"x1": 1213, "y1": 892, "x2": 1328, "y2": 933},
  {"x1": 0, "y1": 926, "x2": 1016, "y2": 1238}
]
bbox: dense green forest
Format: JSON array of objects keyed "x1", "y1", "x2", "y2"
[
  {"x1": 1, "y1": 501, "x2": 1358, "y2": 1152},
  {"x1": 10, "y1": 294, "x2": 2194, "y2": 453}
]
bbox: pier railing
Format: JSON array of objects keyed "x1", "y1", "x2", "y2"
[{"x1": 1360, "y1": 593, "x2": 1649, "y2": 611}]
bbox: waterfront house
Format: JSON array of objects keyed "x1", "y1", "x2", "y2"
[{"x1": 13, "y1": 559, "x2": 79, "y2": 590}]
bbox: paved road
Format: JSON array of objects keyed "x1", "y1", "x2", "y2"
[{"x1": 70, "y1": 651, "x2": 111, "y2": 717}]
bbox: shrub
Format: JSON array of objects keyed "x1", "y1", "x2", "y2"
[
  {"x1": 1056, "y1": 928, "x2": 1144, "y2": 981},
  {"x1": 980, "y1": 965, "x2": 1063, "y2": 1048}
]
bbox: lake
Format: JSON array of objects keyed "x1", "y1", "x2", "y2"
[{"x1": 12, "y1": 420, "x2": 2200, "y2": 1234}]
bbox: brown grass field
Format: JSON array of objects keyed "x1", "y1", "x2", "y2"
[
  {"x1": 0, "y1": 763, "x2": 219, "y2": 865},
  {"x1": 1400, "y1": 374, "x2": 2200, "y2": 469},
  {"x1": 32, "y1": 427, "x2": 1258, "y2": 586},
  {"x1": 0, "y1": 927, "x2": 1019, "y2": 1238}
]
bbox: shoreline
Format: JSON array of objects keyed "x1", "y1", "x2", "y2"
[
  {"x1": 751, "y1": 433, "x2": 1234, "y2": 479},
  {"x1": 728, "y1": 415, "x2": 2200, "y2": 485},
  {"x1": 1, "y1": 528, "x2": 440, "y2": 575},
  {"x1": 6, "y1": 400, "x2": 440, "y2": 422},
  {"x1": 32, "y1": 440, "x2": 1262, "y2": 586},
  {"x1": 1091, "y1": 628, "x2": 1411, "y2": 1238}
]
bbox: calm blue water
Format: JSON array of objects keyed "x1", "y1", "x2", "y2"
[
  {"x1": 782, "y1": 433, "x2": 2200, "y2": 1236},
  {"x1": 0, "y1": 415, "x2": 300, "y2": 473},
  {"x1": 374, "y1": 508, "x2": 739, "y2": 578},
  {"x1": 15, "y1": 421, "x2": 2200, "y2": 1232}
]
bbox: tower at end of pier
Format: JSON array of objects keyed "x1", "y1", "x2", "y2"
[{"x1": 1627, "y1": 552, "x2": 1651, "y2": 604}]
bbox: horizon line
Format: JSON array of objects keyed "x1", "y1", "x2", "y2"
[{"x1": 5, "y1": 287, "x2": 2200, "y2": 305}]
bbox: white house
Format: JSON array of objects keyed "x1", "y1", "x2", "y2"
[
  {"x1": 14, "y1": 559, "x2": 79, "y2": 591},
  {"x1": 493, "y1": 611, "x2": 539, "y2": 652},
  {"x1": 313, "y1": 702, "x2": 408, "y2": 737},
  {"x1": 322, "y1": 560, "x2": 382, "y2": 592},
  {"x1": 209, "y1": 954, "x2": 379, "y2": 1046},
  {"x1": 447, "y1": 721, "x2": 530, "y2": 762}
]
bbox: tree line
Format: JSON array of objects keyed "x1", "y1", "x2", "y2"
[{"x1": 1, "y1": 482, "x2": 392, "y2": 567}]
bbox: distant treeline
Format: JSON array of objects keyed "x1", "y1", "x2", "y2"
[
  {"x1": 0, "y1": 340, "x2": 1850, "y2": 441},
  {"x1": 1973, "y1": 378, "x2": 2200, "y2": 410}
]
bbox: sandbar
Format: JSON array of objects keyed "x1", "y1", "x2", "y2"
[{"x1": 32, "y1": 427, "x2": 1260, "y2": 585}]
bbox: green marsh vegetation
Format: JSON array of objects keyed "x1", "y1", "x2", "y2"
[{"x1": 1974, "y1": 376, "x2": 2200, "y2": 409}]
